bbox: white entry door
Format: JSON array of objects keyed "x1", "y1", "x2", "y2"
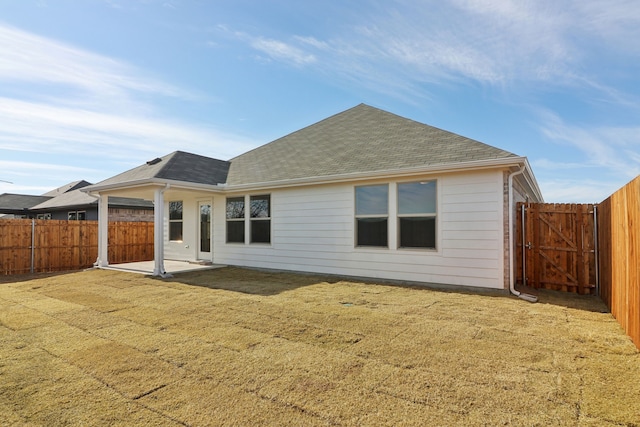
[{"x1": 198, "y1": 201, "x2": 212, "y2": 260}]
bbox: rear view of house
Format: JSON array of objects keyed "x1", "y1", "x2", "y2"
[{"x1": 83, "y1": 104, "x2": 543, "y2": 290}]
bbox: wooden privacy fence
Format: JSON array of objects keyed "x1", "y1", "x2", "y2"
[
  {"x1": 0, "y1": 219, "x2": 154, "y2": 275},
  {"x1": 597, "y1": 176, "x2": 640, "y2": 349},
  {"x1": 516, "y1": 203, "x2": 597, "y2": 295},
  {"x1": 517, "y1": 176, "x2": 640, "y2": 349}
]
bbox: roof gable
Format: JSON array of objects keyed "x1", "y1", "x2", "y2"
[
  {"x1": 227, "y1": 104, "x2": 517, "y2": 186},
  {"x1": 91, "y1": 151, "x2": 230, "y2": 188},
  {"x1": 42, "y1": 180, "x2": 92, "y2": 197}
]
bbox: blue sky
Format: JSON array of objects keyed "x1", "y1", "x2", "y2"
[{"x1": 1, "y1": 0, "x2": 639, "y2": 202}]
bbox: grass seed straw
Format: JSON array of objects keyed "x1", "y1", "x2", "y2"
[{"x1": 0, "y1": 267, "x2": 638, "y2": 425}]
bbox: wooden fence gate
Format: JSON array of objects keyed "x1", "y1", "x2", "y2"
[{"x1": 516, "y1": 203, "x2": 597, "y2": 295}]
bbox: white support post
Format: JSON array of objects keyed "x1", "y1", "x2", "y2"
[
  {"x1": 153, "y1": 186, "x2": 167, "y2": 277},
  {"x1": 97, "y1": 194, "x2": 109, "y2": 267}
]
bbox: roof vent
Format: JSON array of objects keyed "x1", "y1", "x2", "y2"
[{"x1": 146, "y1": 157, "x2": 162, "y2": 165}]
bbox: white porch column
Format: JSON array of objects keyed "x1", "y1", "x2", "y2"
[
  {"x1": 153, "y1": 186, "x2": 167, "y2": 276},
  {"x1": 96, "y1": 194, "x2": 109, "y2": 267}
]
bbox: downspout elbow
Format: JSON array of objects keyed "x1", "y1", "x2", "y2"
[{"x1": 508, "y1": 165, "x2": 538, "y2": 303}]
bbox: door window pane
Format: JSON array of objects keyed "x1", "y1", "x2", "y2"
[{"x1": 200, "y1": 204, "x2": 211, "y2": 252}]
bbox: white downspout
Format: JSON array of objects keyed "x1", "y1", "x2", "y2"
[{"x1": 508, "y1": 165, "x2": 538, "y2": 303}]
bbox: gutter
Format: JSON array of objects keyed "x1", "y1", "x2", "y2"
[
  {"x1": 82, "y1": 178, "x2": 225, "y2": 195},
  {"x1": 508, "y1": 164, "x2": 538, "y2": 303},
  {"x1": 223, "y1": 157, "x2": 531, "y2": 192},
  {"x1": 80, "y1": 157, "x2": 545, "y2": 199}
]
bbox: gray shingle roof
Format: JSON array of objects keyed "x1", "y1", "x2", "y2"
[
  {"x1": 227, "y1": 104, "x2": 517, "y2": 186},
  {"x1": 92, "y1": 151, "x2": 230, "y2": 188},
  {"x1": 0, "y1": 194, "x2": 52, "y2": 213},
  {"x1": 31, "y1": 189, "x2": 153, "y2": 210},
  {"x1": 42, "y1": 180, "x2": 92, "y2": 197}
]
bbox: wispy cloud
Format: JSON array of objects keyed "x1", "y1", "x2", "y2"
[
  {"x1": 0, "y1": 97, "x2": 254, "y2": 160},
  {"x1": 0, "y1": 160, "x2": 98, "y2": 195},
  {"x1": 0, "y1": 23, "x2": 191, "y2": 108},
  {"x1": 537, "y1": 178, "x2": 617, "y2": 203},
  {"x1": 250, "y1": 37, "x2": 316, "y2": 66},
  {"x1": 0, "y1": 22, "x2": 257, "y2": 175},
  {"x1": 0, "y1": 160, "x2": 95, "y2": 176},
  {"x1": 538, "y1": 111, "x2": 640, "y2": 178},
  {"x1": 228, "y1": 0, "x2": 640, "y2": 99},
  {"x1": 532, "y1": 158, "x2": 602, "y2": 171},
  {"x1": 534, "y1": 110, "x2": 640, "y2": 202}
]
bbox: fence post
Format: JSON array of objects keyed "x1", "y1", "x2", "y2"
[
  {"x1": 30, "y1": 219, "x2": 35, "y2": 274},
  {"x1": 593, "y1": 205, "x2": 599, "y2": 296}
]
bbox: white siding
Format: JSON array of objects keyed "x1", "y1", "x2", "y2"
[
  {"x1": 163, "y1": 195, "x2": 214, "y2": 262},
  {"x1": 212, "y1": 169, "x2": 506, "y2": 289}
]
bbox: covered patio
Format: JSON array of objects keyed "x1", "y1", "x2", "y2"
[{"x1": 81, "y1": 152, "x2": 230, "y2": 277}]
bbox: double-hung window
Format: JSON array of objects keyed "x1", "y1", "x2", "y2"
[
  {"x1": 169, "y1": 201, "x2": 183, "y2": 241},
  {"x1": 226, "y1": 197, "x2": 245, "y2": 243},
  {"x1": 250, "y1": 195, "x2": 270, "y2": 244},
  {"x1": 68, "y1": 211, "x2": 86, "y2": 220},
  {"x1": 398, "y1": 181, "x2": 436, "y2": 249},
  {"x1": 355, "y1": 184, "x2": 388, "y2": 247}
]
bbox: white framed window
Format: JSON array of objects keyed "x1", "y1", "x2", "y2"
[
  {"x1": 397, "y1": 181, "x2": 436, "y2": 249},
  {"x1": 226, "y1": 197, "x2": 245, "y2": 243},
  {"x1": 169, "y1": 201, "x2": 183, "y2": 241},
  {"x1": 250, "y1": 194, "x2": 270, "y2": 244},
  {"x1": 355, "y1": 184, "x2": 388, "y2": 247},
  {"x1": 37, "y1": 213, "x2": 52, "y2": 220},
  {"x1": 68, "y1": 211, "x2": 86, "y2": 220}
]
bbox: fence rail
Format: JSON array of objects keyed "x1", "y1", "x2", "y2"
[
  {"x1": 0, "y1": 219, "x2": 153, "y2": 275},
  {"x1": 598, "y1": 176, "x2": 640, "y2": 348}
]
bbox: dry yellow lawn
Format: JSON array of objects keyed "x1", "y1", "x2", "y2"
[{"x1": 0, "y1": 267, "x2": 638, "y2": 426}]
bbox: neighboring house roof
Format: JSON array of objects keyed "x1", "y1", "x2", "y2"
[
  {"x1": 42, "y1": 180, "x2": 92, "y2": 197},
  {"x1": 30, "y1": 188, "x2": 153, "y2": 211},
  {"x1": 226, "y1": 104, "x2": 518, "y2": 186},
  {"x1": 91, "y1": 151, "x2": 230, "y2": 189},
  {"x1": 0, "y1": 193, "x2": 53, "y2": 214}
]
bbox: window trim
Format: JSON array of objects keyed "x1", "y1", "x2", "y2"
[
  {"x1": 249, "y1": 194, "x2": 271, "y2": 244},
  {"x1": 226, "y1": 196, "x2": 246, "y2": 244},
  {"x1": 354, "y1": 184, "x2": 389, "y2": 248},
  {"x1": 68, "y1": 210, "x2": 87, "y2": 221},
  {"x1": 397, "y1": 180, "x2": 437, "y2": 250}
]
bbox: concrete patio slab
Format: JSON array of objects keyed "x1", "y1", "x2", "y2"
[{"x1": 102, "y1": 260, "x2": 225, "y2": 275}]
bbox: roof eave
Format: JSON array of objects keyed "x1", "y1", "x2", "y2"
[
  {"x1": 225, "y1": 157, "x2": 530, "y2": 192},
  {"x1": 82, "y1": 178, "x2": 226, "y2": 195},
  {"x1": 518, "y1": 158, "x2": 545, "y2": 202}
]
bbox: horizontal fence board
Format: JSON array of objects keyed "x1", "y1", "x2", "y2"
[{"x1": 0, "y1": 219, "x2": 153, "y2": 275}]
